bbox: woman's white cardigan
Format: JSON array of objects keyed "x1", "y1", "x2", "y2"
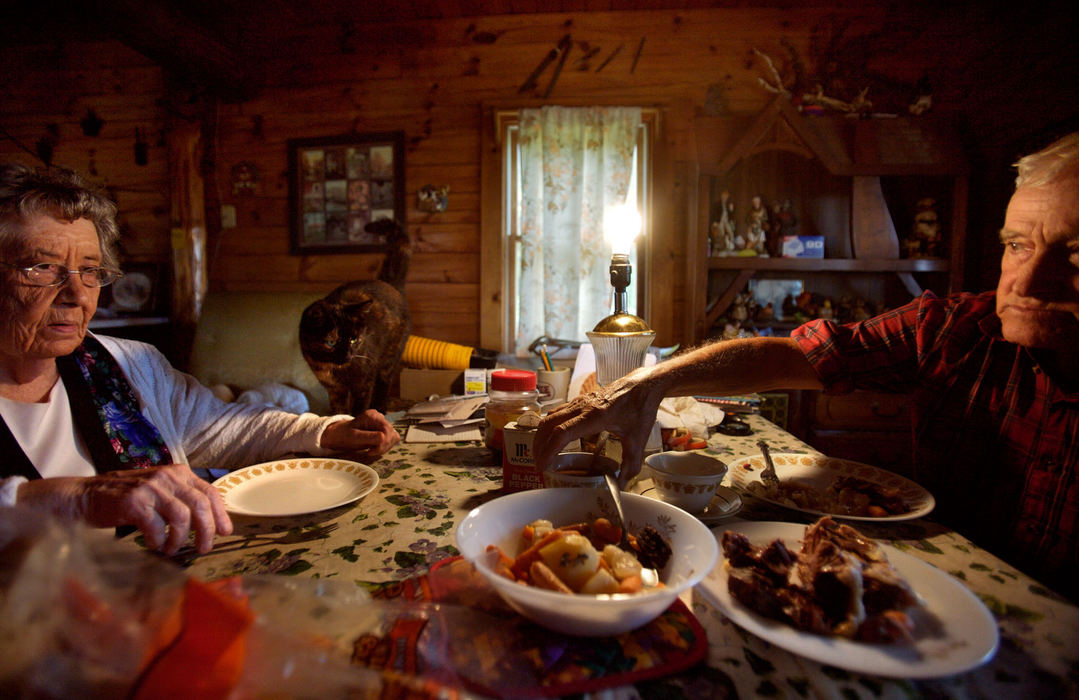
[{"x1": 0, "y1": 335, "x2": 351, "y2": 505}]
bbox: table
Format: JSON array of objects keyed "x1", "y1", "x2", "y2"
[{"x1": 184, "y1": 414, "x2": 1079, "y2": 699}]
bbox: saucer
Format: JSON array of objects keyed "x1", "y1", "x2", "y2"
[{"x1": 630, "y1": 478, "x2": 742, "y2": 523}]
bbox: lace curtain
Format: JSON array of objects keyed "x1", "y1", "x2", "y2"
[{"x1": 515, "y1": 106, "x2": 641, "y2": 356}]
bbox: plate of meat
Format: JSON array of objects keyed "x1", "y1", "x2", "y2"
[
  {"x1": 727, "y1": 452, "x2": 934, "y2": 521},
  {"x1": 697, "y1": 518, "x2": 998, "y2": 679}
]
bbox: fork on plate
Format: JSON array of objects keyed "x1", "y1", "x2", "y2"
[{"x1": 756, "y1": 439, "x2": 780, "y2": 487}]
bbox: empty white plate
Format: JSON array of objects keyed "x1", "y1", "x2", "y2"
[{"x1": 213, "y1": 458, "x2": 378, "y2": 517}]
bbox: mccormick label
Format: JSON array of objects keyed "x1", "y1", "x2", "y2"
[{"x1": 501, "y1": 421, "x2": 544, "y2": 492}]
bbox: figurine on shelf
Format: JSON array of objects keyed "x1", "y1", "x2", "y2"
[
  {"x1": 851, "y1": 298, "x2": 872, "y2": 322},
  {"x1": 743, "y1": 194, "x2": 769, "y2": 256},
  {"x1": 778, "y1": 198, "x2": 798, "y2": 237},
  {"x1": 781, "y1": 294, "x2": 799, "y2": 320},
  {"x1": 818, "y1": 298, "x2": 835, "y2": 320},
  {"x1": 745, "y1": 293, "x2": 760, "y2": 322},
  {"x1": 757, "y1": 302, "x2": 775, "y2": 323},
  {"x1": 793, "y1": 290, "x2": 818, "y2": 322},
  {"x1": 836, "y1": 295, "x2": 854, "y2": 323},
  {"x1": 715, "y1": 190, "x2": 737, "y2": 256},
  {"x1": 767, "y1": 200, "x2": 784, "y2": 257},
  {"x1": 908, "y1": 197, "x2": 943, "y2": 258},
  {"x1": 730, "y1": 293, "x2": 750, "y2": 323}
]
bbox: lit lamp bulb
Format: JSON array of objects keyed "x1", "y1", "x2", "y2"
[{"x1": 587, "y1": 205, "x2": 654, "y2": 386}]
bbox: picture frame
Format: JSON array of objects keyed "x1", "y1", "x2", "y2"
[
  {"x1": 104, "y1": 262, "x2": 164, "y2": 315},
  {"x1": 287, "y1": 131, "x2": 405, "y2": 254}
]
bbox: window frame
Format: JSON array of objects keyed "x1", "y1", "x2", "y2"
[{"x1": 483, "y1": 107, "x2": 657, "y2": 353}]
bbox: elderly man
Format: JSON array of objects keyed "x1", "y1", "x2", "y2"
[{"x1": 536, "y1": 131, "x2": 1079, "y2": 597}]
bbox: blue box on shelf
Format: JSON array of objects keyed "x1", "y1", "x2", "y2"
[{"x1": 781, "y1": 235, "x2": 825, "y2": 258}]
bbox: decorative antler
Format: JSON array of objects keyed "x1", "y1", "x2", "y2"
[{"x1": 753, "y1": 48, "x2": 791, "y2": 98}]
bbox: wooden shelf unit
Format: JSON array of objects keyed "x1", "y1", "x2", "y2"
[{"x1": 685, "y1": 97, "x2": 969, "y2": 344}]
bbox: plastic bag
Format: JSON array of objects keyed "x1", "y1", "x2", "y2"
[{"x1": 0, "y1": 507, "x2": 470, "y2": 699}]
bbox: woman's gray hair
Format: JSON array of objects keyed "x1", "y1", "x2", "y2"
[
  {"x1": 1014, "y1": 131, "x2": 1079, "y2": 188},
  {"x1": 0, "y1": 163, "x2": 120, "y2": 268}
]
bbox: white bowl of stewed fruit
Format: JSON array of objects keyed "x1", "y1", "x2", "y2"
[{"x1": 455, "y1": 487, "x2": 718, "y2": 636}]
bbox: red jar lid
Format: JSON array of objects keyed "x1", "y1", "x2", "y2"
[{"x1": 490, "y1": 369, "x2": 537, "y2": 391}]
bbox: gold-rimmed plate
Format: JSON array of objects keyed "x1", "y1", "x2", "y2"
[
  {"x1": 727, "y1": 452, "x2": 933, "y2": 522},
  {"x1": 213, "y1": 458, "x2": 378, "y2": 517}
]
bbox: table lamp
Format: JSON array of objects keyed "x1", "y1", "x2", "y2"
[{"x1": 587, "y1": 205, "x2": 654, "y2": 386}]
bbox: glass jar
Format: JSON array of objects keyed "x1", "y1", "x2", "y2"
[{"x1": 484, "y1": 369, "x2": 541, "y2": 453}]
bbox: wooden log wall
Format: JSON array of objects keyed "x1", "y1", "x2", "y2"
[
  {"x1": 0, "y1": 41, "x2": 170, "y2": 265},
  {"x1": 1, "y1": 6, "x2": 1070, "y2": 358}
]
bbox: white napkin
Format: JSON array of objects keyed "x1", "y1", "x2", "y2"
[{"x1": 656, "y1": 396, "x2": 725, "y2": 439}]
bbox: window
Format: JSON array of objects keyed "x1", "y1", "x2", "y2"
[{"x1": 493, "y1": 107, "x2": 653, "y2": 356}]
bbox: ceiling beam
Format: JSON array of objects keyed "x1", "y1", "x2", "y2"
[{"x1": 91, "y1": 0, "x2": 260, "y2": 100}]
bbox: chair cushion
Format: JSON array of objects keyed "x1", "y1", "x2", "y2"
[{"x1": 189, "y1": 292, "x2": 330, "y2": 414}]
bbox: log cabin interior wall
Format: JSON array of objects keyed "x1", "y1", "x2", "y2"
[{"x1": 1, "y1": 3, "x2": 1076, "y2": 366}]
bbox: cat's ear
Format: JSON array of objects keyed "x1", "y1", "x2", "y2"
[
  {"x1": 342, "y1": 298, "x2": 374, "y2": 320},
  {"x1": 343, "y1": 295, "x2": 373, "y2": 312}
]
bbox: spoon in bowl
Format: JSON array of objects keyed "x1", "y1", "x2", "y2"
[{"x1": 593, "y1": 431, "x2": 659, "y2": 587}]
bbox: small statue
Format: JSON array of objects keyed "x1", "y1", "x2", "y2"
[
  {"x1": 836, "y1": 295, "x2": 854, "y2": 323},
  {"x1": 715, "y1": 190, "x2": 737, "y2": 256},
  {"x1": 910, "y1": 198, "x2": 942, "y2": 258},
  {"x1": 851, "y1": 298, "x2": 872, "y2": 322},
  {"x1": 778, "y1": 198, "x2": 798, "y2": 237},
  {"x1": 744, "y1": 194, "x2": 769, "y2": 256},
  {"x1": 781, "y1": 294, "x2": 798, "y2": 320},
  {"x1": 730, "y1": 293, "x2": 749, "y2": 323},
  {"x1": 909, "y1": 74, "x2": 933, "y2": 116},
  {"x1": 766, "y1": 200, "x2": 786, "y2": 257},
  {"x1": 794, "y1": 291, "x2": 817, "y2": 321}
]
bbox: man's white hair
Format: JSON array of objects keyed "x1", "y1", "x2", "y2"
[{"x1": 1014, "y1": 131, "x2": 1079, "y2": 188}]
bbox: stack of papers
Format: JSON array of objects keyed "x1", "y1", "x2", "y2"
[{"x1": 404, "y1": 395, "x2": 487, "y2": 443}]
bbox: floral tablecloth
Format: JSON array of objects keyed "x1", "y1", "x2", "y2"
[{"x1": 184, "y1": 414, "x2": 1079, "y2": 699}]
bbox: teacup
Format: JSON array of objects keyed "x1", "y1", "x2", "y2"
[
  {"x1": 543, "y1": 452, "x2": 619, "y2": 489},
  {"x1": 644, "y1": 451, "x2": 728, "y2": 513}
]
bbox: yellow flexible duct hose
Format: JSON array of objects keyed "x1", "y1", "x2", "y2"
[{"x1": 401, "y1": 335, "x2": 474, "y2": 370}]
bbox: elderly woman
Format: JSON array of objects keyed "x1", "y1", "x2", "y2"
[{"x1": 0, "y1": 164, "x2": 399, "y2": 555}]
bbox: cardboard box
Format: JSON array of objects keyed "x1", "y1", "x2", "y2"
[
  {"x1": 502, "y1": 421, "x2": 544, "y2": 492},
  {"x1": 781, "y1": 235, "x2": 825, "y2": 258},
  {"x1": 398, "y1": 368, "x2": 464, "y2": 401},
  {"x1": 463, "y1": 368, "x2": 486, "y2": 395}
]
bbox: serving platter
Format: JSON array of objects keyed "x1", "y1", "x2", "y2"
[
  {"x1": 698, "y1": 520, "x2": 999, "y2": 679},
  {"x1": 213, "y1": 458, "x2": 378, "y2": 517},
  {"x1": 727, "y1": 452, "x2": 934, "y2": 521}
]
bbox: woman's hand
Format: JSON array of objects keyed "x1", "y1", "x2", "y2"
[
  {"x1": 16, "y1": 463, "x2": 233, "y2": 555},
  {"x1": 320, "y1": 409, "x2": 401, "y2": 459},
  {"x1": 534, "y1": 366, "x2": 665, "y2": 487}
]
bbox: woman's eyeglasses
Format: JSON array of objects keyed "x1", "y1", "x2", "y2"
[{"x1": 1, "y1": 261, "x2": 124, "y2": 287}]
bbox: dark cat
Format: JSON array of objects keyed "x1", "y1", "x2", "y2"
[{"x1": 299, "y1": 219, "x2": 411, "y2": 415}]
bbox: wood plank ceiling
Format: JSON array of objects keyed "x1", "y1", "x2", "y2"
[{"x1": 3, "y1": 0, "x2": 1077, "y2": 146}]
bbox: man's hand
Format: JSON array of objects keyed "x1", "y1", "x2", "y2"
[
  {"x1": 534, "y1": 366, "x2": 663, "y2": 487},
  {"x1": 320, "y1": 409, "x2": 401, "y2": 459},
  {"x1": 17, "y1": 463, "x2": 233, "y2": 555}
]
